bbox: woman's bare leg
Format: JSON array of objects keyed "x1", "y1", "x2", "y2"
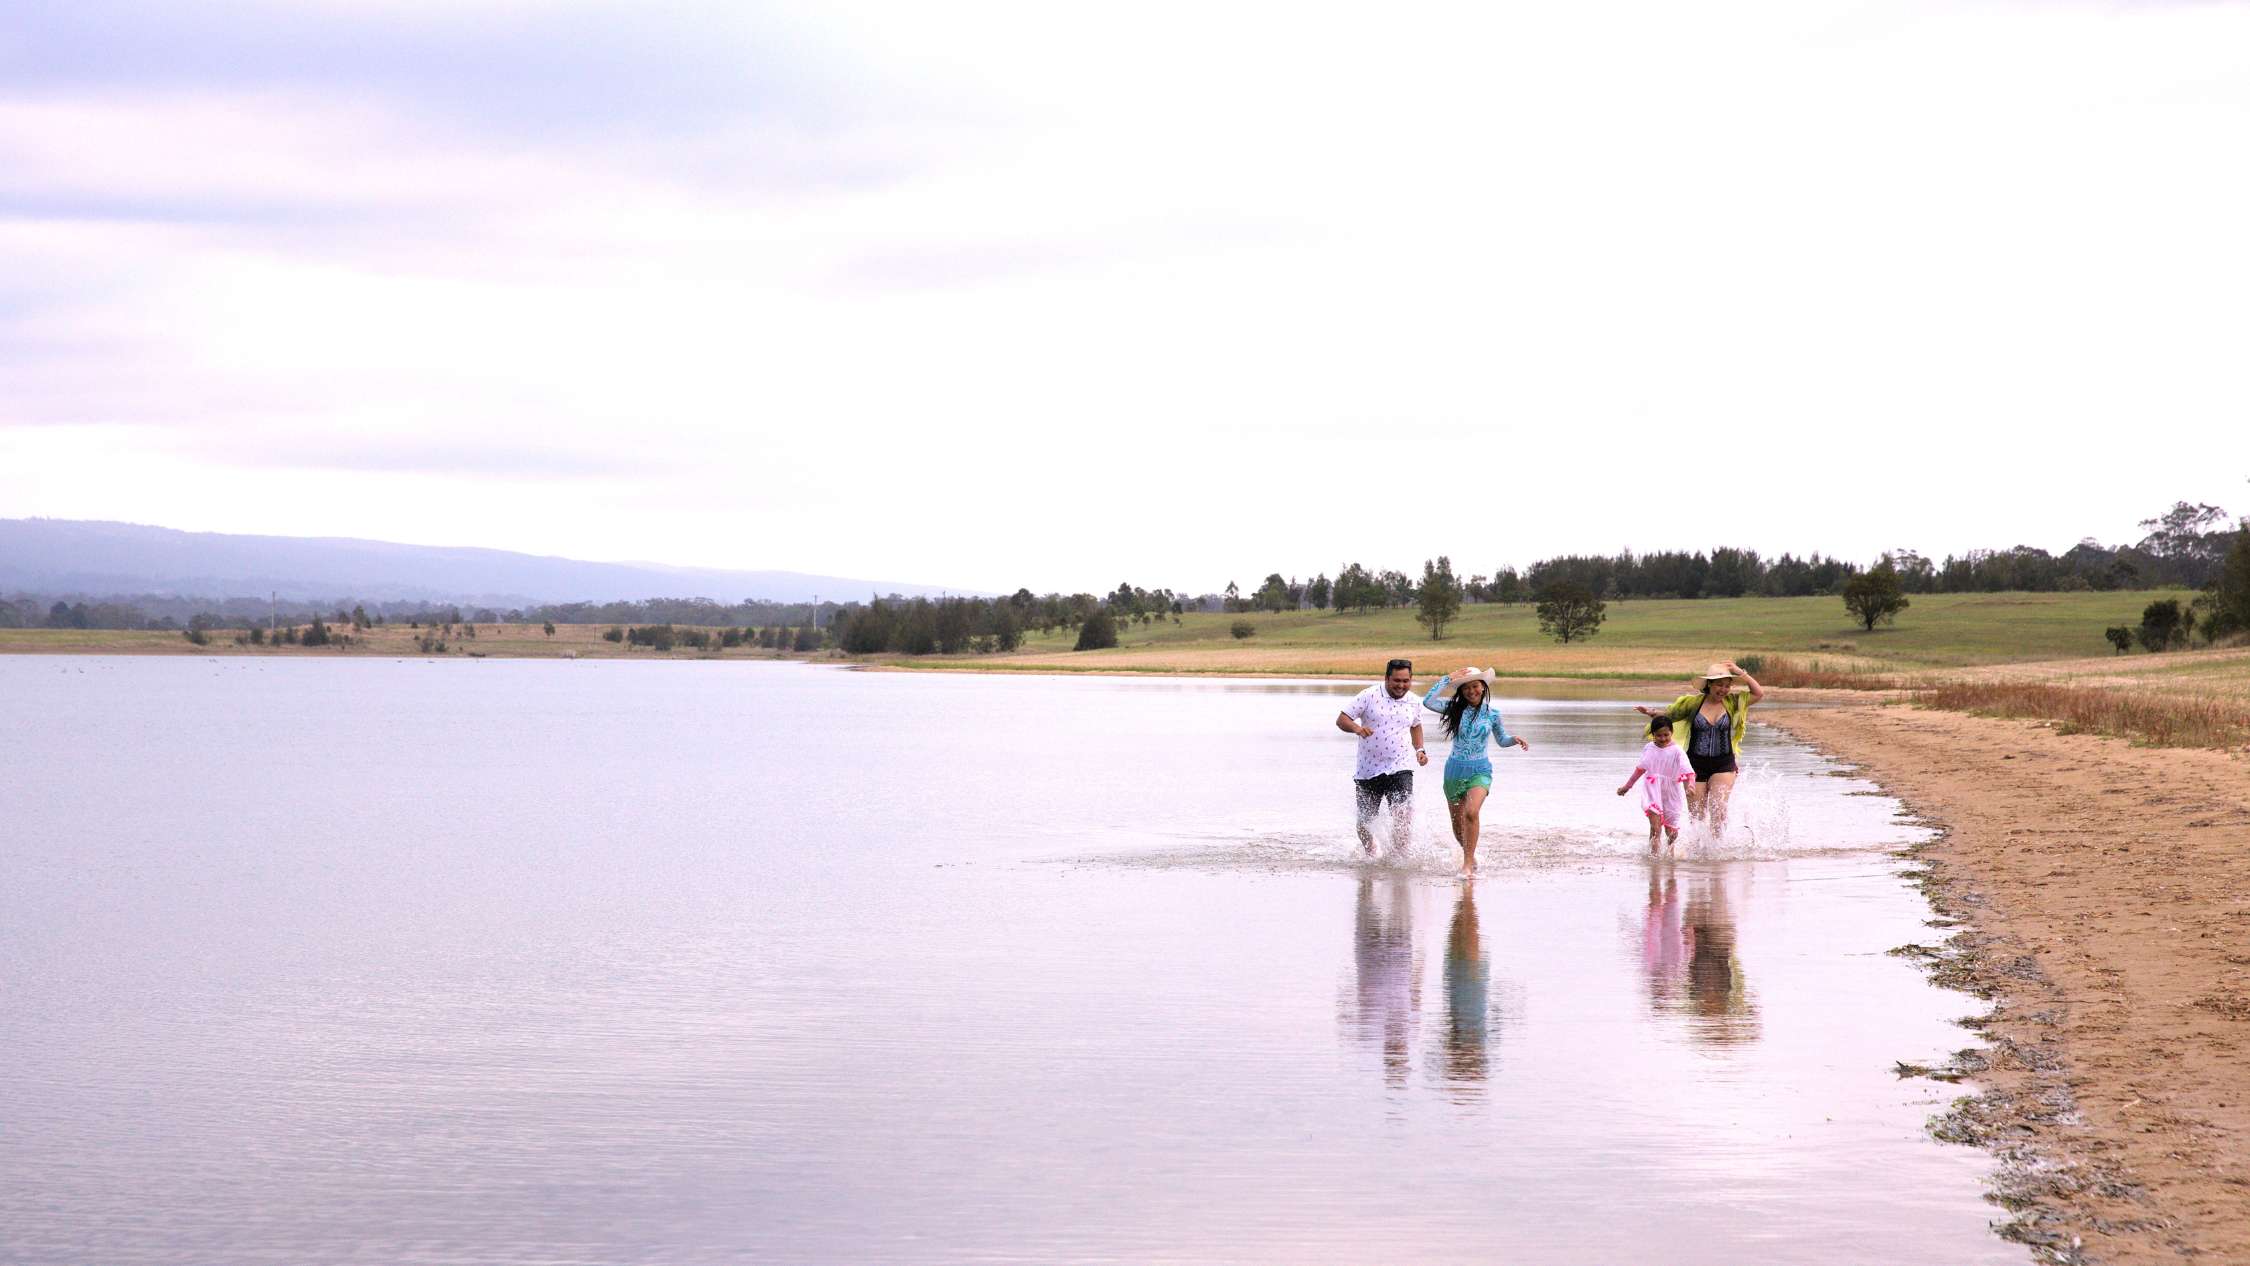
[
  {"x1": 1704, "y1": 770, "x2": 1738, "y2": 835},
  {"x1": 1454, "y1": 785, "x2": 1488, "y2": 874}
]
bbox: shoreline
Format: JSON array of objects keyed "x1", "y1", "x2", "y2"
[
  {"x1": 0, "y1": 643, "x2": 1891, "y2": 705},
  {"x1": 1762, "y1": 704, "x2": 2250, "y2": 1265}
]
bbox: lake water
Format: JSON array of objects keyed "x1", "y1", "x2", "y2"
[{"x1": 0, "y1": 658, "x2": 2020, "y2": 1264}]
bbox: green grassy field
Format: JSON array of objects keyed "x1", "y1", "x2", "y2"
[
  {"x1": 960, "y1": 589, "x2": 2197, "y2": 678},
  {"x1": 3, "y1": 590, "x2": 2206, "y2": 686}
]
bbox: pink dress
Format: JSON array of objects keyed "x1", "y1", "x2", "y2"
[{"x1": 1636, "y1": 742, "x2": 1693, "y2": 828}]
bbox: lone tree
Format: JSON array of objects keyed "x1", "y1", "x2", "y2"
[
  {"x1": 2136, "y1": 598, "x2": 2185, "y2": 652},
  {"x1": 1075, "y1": 608, "x2": 1119, "y2": 651},
  {"x1": 2103, "y1": 625, "x2": 2134, "y2": 654},
  {"x1": 1840, "y1": 566, "x2": 1909, "y2": 631},
  {"x1": 1535, "y1": 580, "x2": 1605, "y2": 644},
  {"x1": 1230, "y1": 619, "x2": 1256, "y2": 640},
  {"x1": 1415, "y1": 556, "x2": 1462, "y2": 640}
]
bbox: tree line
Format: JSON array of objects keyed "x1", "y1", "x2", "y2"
[
  {"x1": 0, "y1": 593, "x2": 868, "y2": 632},
  {"x1": 7, "y1": 497, "x2": 2238, "y2": 657},
  {"x1": 1209, "y1": 500, "x2": 2238, "y2": 615},
  {"x1": 597, "y1": 623, "x2": 822, "y2": 652},
  {"x1": 832, "y1": 584, "x2": 1190, "y2": 656}
]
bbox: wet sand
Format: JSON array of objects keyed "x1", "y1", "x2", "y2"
[{"x1": 1763, "y1": 703, "x2": 2250, "y2": 1264}]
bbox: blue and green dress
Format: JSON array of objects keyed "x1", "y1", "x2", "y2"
[{"x1": 1422, "y1": 681, "x2": 1517, "y2": 802}]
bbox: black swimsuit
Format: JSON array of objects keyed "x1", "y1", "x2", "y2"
[{"x1": 1686, "y1": 709, "x2": 1737, "y2": 782}]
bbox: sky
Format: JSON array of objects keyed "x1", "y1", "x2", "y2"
[{"x1": 0, "y1": 0, "x2": 2245, "y2": 595}]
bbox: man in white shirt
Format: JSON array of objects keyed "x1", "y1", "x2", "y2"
[{"x1": 1334, "y1": 658, "x2": 1428, "y2": 856}]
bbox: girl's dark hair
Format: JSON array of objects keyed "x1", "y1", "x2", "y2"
[
  {"x1": 1648, "y1": 714, "x2": 1674, "y2": 734},
  {"x1": 1441, "y1": 680, "x2": 1484, "y2": 738}
]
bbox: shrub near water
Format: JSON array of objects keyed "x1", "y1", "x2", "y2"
[
  {"x1": 1916, "y1": 681, "x2": 2250, "y2": 749},
  {"x1": 1074, "y1": 609, "x2": 1119, "y2": 651}
]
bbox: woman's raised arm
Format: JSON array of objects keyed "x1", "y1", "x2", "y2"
[{"x1": 1726, "y1": 662, "x2": 1765, "y2": 706}]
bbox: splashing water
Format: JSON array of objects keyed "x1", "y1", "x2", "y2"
[{"x1": 1067, "y1": 740, "x2": 1914, "y2": 876}]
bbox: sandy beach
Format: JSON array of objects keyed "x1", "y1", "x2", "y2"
[{"x1": 1764, "y1": 703, "x2": 2250, "y2": 1264}]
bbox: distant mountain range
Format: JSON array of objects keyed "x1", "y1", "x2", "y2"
[{"x1": 0, "y1": 519, "x2": 971, "y2": 606}]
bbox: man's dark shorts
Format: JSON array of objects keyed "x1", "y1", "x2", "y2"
[{"x1": 1353, "y1": 770, "x2": 1414, "y2": 823}]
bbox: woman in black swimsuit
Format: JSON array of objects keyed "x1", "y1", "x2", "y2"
[{"x1": 1635, "y1": 661, "x2": 1765, "y2": 834}]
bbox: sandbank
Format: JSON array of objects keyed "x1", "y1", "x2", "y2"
[{"x1": 1765, "y1": 703, "x2": 2250, "y2": 1264}]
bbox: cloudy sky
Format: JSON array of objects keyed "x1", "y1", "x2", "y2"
[{"x1": 0, "y1": 1, "x2": 2244, "y2": 594}]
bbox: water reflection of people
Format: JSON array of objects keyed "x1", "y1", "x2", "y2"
[
  {"x1": 1640, "y1": 864, "x2": 1688, "y2": 1008},
  {"x1": 1437, "y1": 882, "x2": 1491, "y2": 1089},
  {"x1": 1349, "y1": 876, "x2": 1418, "y2": 1087},
  {"x1": 1640, "y1": 864, "x2": 1759, "y2": 1044}
]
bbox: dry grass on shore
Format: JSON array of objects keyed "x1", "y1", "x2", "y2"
[
  {"x1": 1948, "y1": 643, "x2": 2250, "y2": 703},
  {"x1": 1915, "y1": 680, "x2": 2250, "y2": 750},
  {"x1": 1738, "y1": 654, "x2": 1908, "y2": 690}
]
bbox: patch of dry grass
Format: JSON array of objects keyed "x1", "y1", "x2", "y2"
[
  {"x1": 1914, "y1": 681, "x2": 2250, "y2": 750},
  {"x1": 1738, "y1": 654, "x2": 1905, "y2": 690},
  {"x1": 926, "y1": 642, "x2": 1757, "y2": 680},
  {"x1": 1945, "y1": 645, "x2": 2250, "y2": 704}
]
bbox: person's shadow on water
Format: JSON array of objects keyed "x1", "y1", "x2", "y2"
[
  {"x1": 1682, "y1": 870, "x2": 1760, "y2": 1044},
  {"x1": 1436, "y1": 881, "x2": 1494, "y2": 1095},
  {"x1": 1640, "y1": 861, "x2": 1760, "y2": 1046},
  {"x1": 1346, "y1": 875, "x2": 1418, "y2": 1089}
]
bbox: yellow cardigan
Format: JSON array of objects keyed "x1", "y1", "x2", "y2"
[{"x1": 1645, "y1": 691, "x2": 1749, "y2": 747}]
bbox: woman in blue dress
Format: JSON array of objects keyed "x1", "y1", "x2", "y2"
[{"x1": 1423, "y1": 667, "x2": 1533, "y2": 875}]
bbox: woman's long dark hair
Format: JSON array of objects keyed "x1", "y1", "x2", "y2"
[{"x1": 1441, "y1": 681, "x2": 1485, "y2": 738}]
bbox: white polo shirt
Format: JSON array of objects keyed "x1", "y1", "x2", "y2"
[{"x1": 1343, "y1": 682, "x2": 1423, "y2": 780}]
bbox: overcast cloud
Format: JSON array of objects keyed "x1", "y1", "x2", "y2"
[{"x1": 0, "y1": 0, "x2": 2244, "y2": 594}]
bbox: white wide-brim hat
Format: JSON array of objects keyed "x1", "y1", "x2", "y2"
[{"x1": 1435, "y1": 667, "x2": 1500, "y2": 697}]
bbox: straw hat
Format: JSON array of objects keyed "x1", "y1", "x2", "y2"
[
  {"x1": 1436, "y1": 667, "x2": 1500, "y2": 697},
  {"x1": 1698, "y1": 662, "x2": 1743, "y2": 686}
]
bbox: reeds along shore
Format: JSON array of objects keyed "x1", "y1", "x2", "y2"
[{"x1": 1916, "y1": 681, "x2": 2250, "y2": 751}]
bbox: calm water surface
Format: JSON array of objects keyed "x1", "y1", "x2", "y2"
[{"x1": 0, "y1": 658, "x2": 2018, "y2": 1264}]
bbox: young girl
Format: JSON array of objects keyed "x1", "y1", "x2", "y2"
[{"x1": 1618, "y1": 715, "x2": 1693, "y2": 852}]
